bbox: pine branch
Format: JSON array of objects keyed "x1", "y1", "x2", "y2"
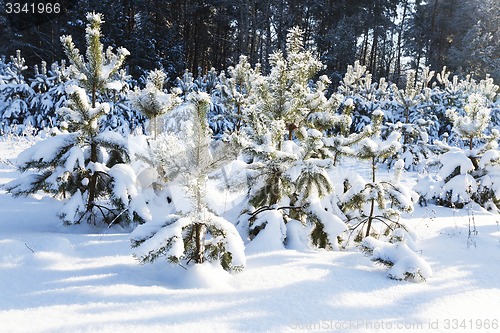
[{"x1": 248, "y1": 205, "x2": 303, "y2": 219}]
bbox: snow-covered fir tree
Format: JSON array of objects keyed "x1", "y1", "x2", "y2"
[
  {"x1": 431, "y1": 67, "x2": 498, "y2": 143},
  {"x1": 32, "y1": 60, "x2": 72, "y2": 130},
  {"x1": 237, "y1": 27, "x2": 347, "y2": 250},
  {"x1": 131, "y1": 92, "x2": 245, "y2": 272},
  {"x1": 28, "y1": 61, "x2": 61, "y2": 129},
  {"x1": 98, "y1": 67, "x2": 140, "y2": 136},
  {"x1": 0, "y1": 55, "x2": 7, "y2": 80},
  {"x1": 28, "y1": 61, "x2": 51, "y2": 128},
  {"x1": 390, "y1": 68, "x2": 437, "y2": 170},
  {"x1": 267, "y1": 26, "x2": 324, "y2": 142},
  {"x1": 340, "y1": 110, "x2": 417, "y2": 239},
  {"x1": 175, "y1": 69, "x2": 196, "y2": 100},
  {"x1": 289, "y1": 129, "x2": 347, "y2": 250},
  {"x1": 6, "y1": 13, "x2": 146, "y2": 226},
  {"x1": 447, "y1": 93, "x2": 494, "y2": 153},
  {"x1": 0, "y1": 50, "x2": 33, "y2": 133},
  {"x1": 325, "y1": 110, "x2": 431, "y2": 283},
  {"x1": 338, "y1": 60, "x2": 390, "y2": 133},
  {"x1": 321, "y1": 97, "x2": 380, "y2": 166},
  {"x1": 415, "y1": 90, "x2": 500, "y2": 211},
  {"x1": 130, "y1": 69, "x2": 180, "y2": 138},
  {"x1": 30, "y1": 62, "x2": 50, "y2": 94},
  {"x1": 216, "y1": 55, "x2": 261, "y2": 133}
]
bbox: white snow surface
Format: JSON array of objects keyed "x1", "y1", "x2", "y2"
[{"x1": 1, "y1": 139, "x2": 500, "y2": 332}]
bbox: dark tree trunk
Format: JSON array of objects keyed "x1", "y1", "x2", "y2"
[
  {"x1": 365, "y1": 156, "x2": 377, "y2": 237},
  {"x1": 194, "y1": 223, "x2": 205, "y2": 264},
  {"x1": 395, "y1": 0, "x2": 409, "y2": 85},
  {"x1": 86, "y1": 86, "x2": 98, "y2": 218}
]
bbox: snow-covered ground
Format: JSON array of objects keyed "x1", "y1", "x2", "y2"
[{"x1": 1, "y1": 138, "x2": 499, "y2": 333}]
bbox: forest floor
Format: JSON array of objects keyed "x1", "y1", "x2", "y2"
[{"x1": 1, "y1": 137, "x2": 499, "y2": 333}]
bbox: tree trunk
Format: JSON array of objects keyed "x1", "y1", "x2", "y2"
[
  {"x1": 287, "y1": 124, "x2": 295, "y2": 141},
  {"x1": 403, "y1": 106, "x2": 410, "y2": 145},
  {"x1": 87, "y1": 142, "x2": 98, "y2": 215},
  {"x1": 360, "y1": 28, "x2": 369, "y2": 65},
  {"x1": 276, "y1": 0, "x2": 286, "y2": 53},
  {"x1": 239, "y1": 0, "x2": 250, "y2": 56},
  {"x1": 194, "y1": 222, "x2": 205, "y2": 264},
  {"x1": 395, "y1": 0, "x2": 409, "y2": 85},
  {"x1": 153, "y1": 115, "x2": 158, "y2": 139},
  {"x1": 429, "y1": 0, "x2": 442, "y2": 68},
  {"x1": 366, "y1": 156, "x2": 377, "y2": 237},
  {"x1": 469, "y1": 136, "x2": 479, "y2": 170},
  {"x1": 372, "y1": 156, "x2": 376, "y2": 183},
  {"x1": 265, "y1": 1, "x2": 272, "y2": 70},
  {"x1": 250, "y1": 1, "x2": 258, "y2": 62},
  {"x1": 366, "y1": 198, "x2": 375, "y2": 237},
  {"x1": 369, "y1": 33, "x2": 378, "y2": 75},
  {"x1": 236, "y1": 104, "x2": 241, "y2": 132},
  {"x1": 86, "y1": 86, "x2": 99, "y2": 218}
]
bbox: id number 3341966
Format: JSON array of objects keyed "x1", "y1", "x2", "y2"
[{"x1": 5, "y1": 2, "x2": 60, "y2": 14}]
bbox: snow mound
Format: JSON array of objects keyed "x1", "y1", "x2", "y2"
[
  {"x1": 285, "y1": 219, "x2": 311, "y2": 250},
  {"x1": 438, "y1": 150, "x2": 474, "y2": 178},
  {"x1": 363, "y1": 236, "x2": 432, "y2": 282},
  {"x1": 388, "y1": 254, "x2": 433, "y2": 282},
  {"x1": 246, "y1": 210, "x2": 286, "y2": 253},
  {"x1": 175, "y1": 261, "x2": 233, "y2": 290}
]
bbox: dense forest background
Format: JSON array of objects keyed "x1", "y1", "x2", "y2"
[{"x1": 1, "y1": 0, "x2": 499, "y2": 84}]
